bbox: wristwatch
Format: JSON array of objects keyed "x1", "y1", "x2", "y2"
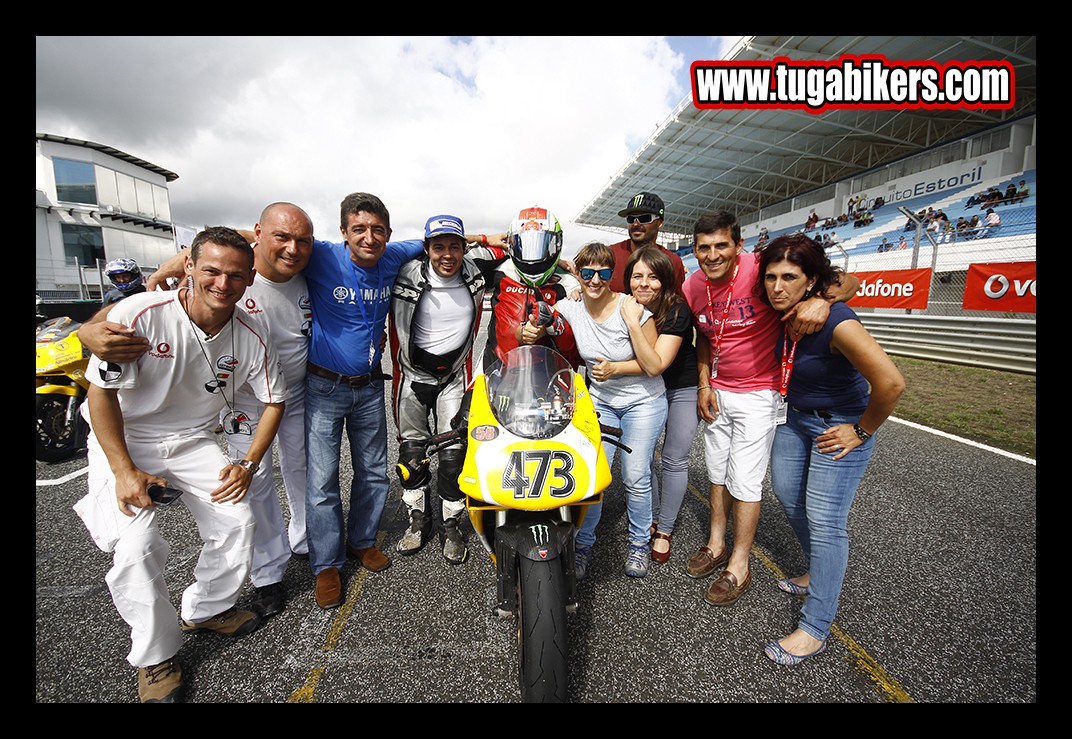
[
  {"x1": 853, "y1": 424, "x2": 873, "y2": 442},
  {"x1": 235, "y1": 459, "x2": 259, "y2": 474}
]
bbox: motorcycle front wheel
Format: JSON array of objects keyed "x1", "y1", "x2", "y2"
[
  {"x1": 516, "y1": 557, "x2": 569, "y2": 703},
  {"x1": 36, "y1": 395, "x2": 86, "y2": 463}
]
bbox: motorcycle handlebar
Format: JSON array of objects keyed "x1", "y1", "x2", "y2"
[{"x1": 425, "y1": 427, "x2": 465, "y2": 456}]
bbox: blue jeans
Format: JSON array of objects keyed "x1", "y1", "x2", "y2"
[
  {"x1": 770, "y1": 406, "x2": 875, "y2": 642},
  {"x1": 304, "y1": 373, "x2": 389, "y2": 574},
  {"x1": 577, "y1": 395, "x2": 667, "y2": 547}
]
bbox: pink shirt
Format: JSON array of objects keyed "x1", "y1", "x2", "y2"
[{"x1": 683, "y1": 252, "x2": 779, "y2": 392}]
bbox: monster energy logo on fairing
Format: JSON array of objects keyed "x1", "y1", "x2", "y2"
[{"x1": 530, "y1": 524, "x2": 549, "y2": 545}]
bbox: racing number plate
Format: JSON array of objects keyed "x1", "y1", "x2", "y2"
[{"x1": 501, "y1": 449, "x2": 577, "y2": 499}]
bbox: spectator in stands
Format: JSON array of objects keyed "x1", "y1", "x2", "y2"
[
  {"x1": 954, "y1": 217, "x2": 970, "y2": 241},
  {"x1": 982, "y1": 187, "x2": 1002, "y2": 209},
  {"x1": 836, "y1": 212, "x2": 849, "y2": 226},
  {"x1": 926, "y1": 217, "x2": 942, "y2": 241},
  {"x1": 940, "y1": 218, "x2": 956, "y2": 243},
  {"x1": 828, "y1": 232, "x2": 840, "y2": 245},
  {"x1": 872, "y1": 196, "x2": 885, "y2": 210},
  {"x1": 821, "y1": 217, "x2": 836, "y2": 230},
  {"x1": 897, "y1": 235, "x2": 908, "y2": 250},
  {"x1": 804, "y1": 211, "x2": 819, "y2": 231},
  {"x1": 757, "y1": 227, "x2": 770, "y2": 251},
  {"x1": 877, "y1": 238, "x2": 889, "y2": 253},
  {"x1": 853, "y1": 211, "x2": 873, "y2": 228},
  {"x1": 1002, "y1": 183, "x2": 1017, "y2": 205},
  {"x1": 966, "y1": 189, "x2": 987, "y2": 208},
  {"x1": 964, "y1": 214, "x2": 982, "y2": 239},
  {"x1": 1013, "y1": 179, "x2": 1030, "y2": 204},
  {"x1": 979, "y1": 208, "x2": 1001, "y2": 238}
]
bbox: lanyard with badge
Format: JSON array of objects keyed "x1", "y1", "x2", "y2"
[
  {"x1": 775, "y1": 324, "x2": 798, "y2": 426},
  {"x1": 704, "y1": 261, "x2": 739, "y2": 379}
]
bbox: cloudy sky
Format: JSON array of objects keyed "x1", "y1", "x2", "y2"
[{"x1": 36, "y1": 36, "x2": 741, "y2": 256}]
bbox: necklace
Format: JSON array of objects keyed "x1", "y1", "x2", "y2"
[{"x1": 180, "y1": 287, "x2": 241, "y2": 432}]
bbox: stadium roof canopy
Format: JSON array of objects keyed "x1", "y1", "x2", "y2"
[{"x1": 575, "y1": 35, "x2": 1036, "y2": 240}]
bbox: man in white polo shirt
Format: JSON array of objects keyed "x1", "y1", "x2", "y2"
[{"x1": 74, "y1": 227, "x2": 286, "y2": 703}]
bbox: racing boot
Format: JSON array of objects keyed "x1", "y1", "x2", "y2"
[
  {"x1": 397, "y1": 490, "x2": 432, "y2": 556},
  {"x1": 441, "y1": 500, "x2": 469, "y2": 565}
]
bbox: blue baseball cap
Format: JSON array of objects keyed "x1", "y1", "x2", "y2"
[{"x1": 424, "y1": 214, "x2": 465, "y2": 241}]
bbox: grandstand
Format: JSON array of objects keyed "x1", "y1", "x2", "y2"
[{"x1": 574, "y1": 36, "x2": 1035, "y2": 371}]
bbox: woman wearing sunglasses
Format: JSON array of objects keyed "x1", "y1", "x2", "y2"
[
  {"x1": 552, "y1": 242, "x2": 667, "y2": 579},
  {"x1": 622, "y1": 247, "x2": 699, "y2": 565}
]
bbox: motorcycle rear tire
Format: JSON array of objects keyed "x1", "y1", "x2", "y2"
[
  {"x1": 36, "y1": 395, "x2": 86, "y2": 463},
  {"x1": 517, "y1": 557, "x2": 569, "y2": 703}
]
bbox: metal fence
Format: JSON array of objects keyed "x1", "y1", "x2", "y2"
[{"x1": 856, "y1": 314, "x2": 1035, "y2": 375}]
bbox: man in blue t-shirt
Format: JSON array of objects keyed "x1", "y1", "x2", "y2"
[{"x1": 303, "y1": 192, "x2": 424, "y2": 609}]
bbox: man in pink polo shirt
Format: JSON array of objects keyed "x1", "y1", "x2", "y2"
[{"x1": 682, "y1": 211, "x2": 858, "y2": 606}]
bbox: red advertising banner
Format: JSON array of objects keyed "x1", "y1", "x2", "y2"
[
  {"x1": 962, "y1": 261, "x2": 1036, "y2": 313},
  {"x1": 850, "y1": 269, "x2": 931, "y2": 309}
]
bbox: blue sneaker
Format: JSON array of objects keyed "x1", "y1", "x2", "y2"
[
  {"x1": 625, "y1": 541, "x2": 650, "y2": 578},
  {"x1": 575, "y1": 544, "x2": 594, "y2": 581}
]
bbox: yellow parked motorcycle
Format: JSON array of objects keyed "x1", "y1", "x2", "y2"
[
  {"x1": 36, "y1": 316, "x2": 89, "y2": 463},
  {"x1": 400, "y1": 345, "x2": 626, "y2": 702}
]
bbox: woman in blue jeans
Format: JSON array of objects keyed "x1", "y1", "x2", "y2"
[
  {"x1": 622, "y1": 248, "x2": 698, "y2": 564},
  {"x1": 553, "y1": 242, "x2": 667, "y2": 579},
  {"x1": 758, "y1": 234, "x2": 905, "y2": 665}
]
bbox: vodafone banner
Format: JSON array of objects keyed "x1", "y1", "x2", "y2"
[
  {"x1": 963, "y1": 261, "x2": 1036, "y2": 313},
  {"x1": 851, "y1": 268, "x2": 931, "y2": 309}
]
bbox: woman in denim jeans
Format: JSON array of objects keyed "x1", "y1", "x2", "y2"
[
  {"x1": 622, "y1": 248, "x2": 698, "y2": 565},
  {"x1": 757, "y1": 234, "x2": 905, "y2": 665},
  {"x1": 553, "y1": 242, "x2": 666, "y2": 579}
]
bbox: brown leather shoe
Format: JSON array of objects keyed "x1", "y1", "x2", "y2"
[
  {"x1": 315, "y1": 566, "x2": 343, "y2": 609},
  {"x1": 347, "y1": 544, "x2": 391, "y2": 572},
  {"x1": 703, "y1": 569, "x2": 752, "y2": 607},
  {"x1": 651, "y1": 532, "x2": 672, "y2": 564},
  {"x1": 685, "y1": 545, "x2": 729, "y2": 579}
]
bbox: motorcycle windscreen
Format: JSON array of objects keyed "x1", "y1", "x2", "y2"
[{"x1": 484, "y1": 345, "x2": 575, "y2": 439}]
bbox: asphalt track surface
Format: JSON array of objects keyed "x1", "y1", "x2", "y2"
[{"x1": 35, "y1": 327, "x2": 1037, "y2": 703}]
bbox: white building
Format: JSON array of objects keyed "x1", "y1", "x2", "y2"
[{"x1": 35, "y1": 133, "x2": 187, "y2": 300}]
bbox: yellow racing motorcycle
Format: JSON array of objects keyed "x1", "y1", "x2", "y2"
[
  {"x1": 401, "y1": 344, "x2": 626, "y2": 702},
  {"x1": 36, "y1": 316, "x2": 89, "y2": 463}
]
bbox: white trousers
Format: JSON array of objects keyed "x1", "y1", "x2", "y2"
[
  {"x1": 226, "y1": 394, "x2": 307, "y2": 586},
  {"x1": 82, "y1": 430, "x2": 255, "y2": 668}
]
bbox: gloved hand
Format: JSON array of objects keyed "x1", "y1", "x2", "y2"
[{"x1": 529, "y1": 299, "x2": 565, "y2": 336}]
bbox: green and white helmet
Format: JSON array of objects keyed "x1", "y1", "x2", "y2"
[{"x1": 508, "y1": 206, "x2": 562, "y2": 287}]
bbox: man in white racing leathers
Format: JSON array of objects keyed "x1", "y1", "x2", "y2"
[{"x1": 388, "y1": 214, "x2": 507, "y2": 563}]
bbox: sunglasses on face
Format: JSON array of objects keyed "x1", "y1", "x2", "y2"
[
  {"x1": 579, "y1": 267, "x2": 613, "y2": 281},
  {"x1": 626, "y1": 213, "x2": 659, "y2": 225}
]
